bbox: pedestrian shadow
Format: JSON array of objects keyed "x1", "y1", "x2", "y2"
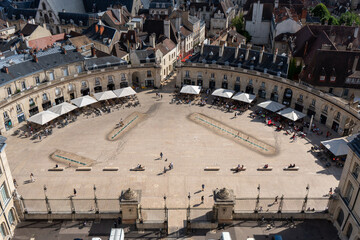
[
  {"x1": 23, "y1": 180, "x2": 33, "y2": 185},
  {"x1": 157, "y1": 172, "x2": 165, "y2": 176},
  {"x1": 194, "y1": 190, "x2": 201, "y2": 194},
  {"x1": 154, "y1": 158, "x2": 161, "y2": 161},
  {"x1": 193, "y1": 203, "x2": 202, "y2": 207}
]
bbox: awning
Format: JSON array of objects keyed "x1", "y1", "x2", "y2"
[
  {"x1": 28, "y1": 111, "x2": 60, "y2": 125},
  {"x1": 212, "y1": 88, "x2": 235, "y2": 98},
  {"x1": 71, "y1": 95, "x2": 97, "y2": 107},
  {"x1": 48, "y1": 102, "x2": 77, "y2": 115},
  {"x1": 277, "y1": 107, "x2": 306, "y2": 121},
  {"x1": 113, "y1": 87, "x2": 137, "y2": 98},
  {"x1": 93, "y1": 91, "x2": 117, "y2": 101},
  {"x1": 257, "y1": 100, "x2": 285, "y2": 112},
  {"x1": 180, "y1": 85, "x2": 201, "y2": 95},
  {"x1": 321, "y1": 138, "x2": 349, "y2": 156},
  {"x1": 232, "y1": 92, "x2": 256, "y2": 103}
]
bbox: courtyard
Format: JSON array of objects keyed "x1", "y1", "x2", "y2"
[{"x1": 6, "y1": 79, "x2": 342, "y2": 228}]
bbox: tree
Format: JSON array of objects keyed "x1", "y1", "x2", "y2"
[
  {"x1": 311, "y1": 3, "x2": 330, "y2": 19},
  {"x1": 339, "y1": 11, "x2": 360, "y2": 26},
  {"x1": 231, "y1": 15, "x2": 252, "y2": 42},
  {"x1": 321, "y1": 15, "x2": 339, "y2": 25}
]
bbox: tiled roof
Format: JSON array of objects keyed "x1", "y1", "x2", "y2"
[
  {"x1": 156, "y1": 38, "x2": 176, "y2": 55},
  {"x1": 28, "y1": 33, "x2": 66, "y2": 50},
  {"x1": 274, "y1": 6, "x2": 299, "y2": 23}
]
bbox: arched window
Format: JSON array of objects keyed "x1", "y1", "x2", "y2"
[
  {"x1": 81, "y1": 81, "x2": 87, "y2": 88},
  {"x1": 346, "y1": 223, "x2": 353, "y2": 238},
  {"x1": 68, "y1": 84, "x2": 74, "y2": 92},
  {"x1": 0, "y1": 222, "x2": 6, "y2": 237},
  {"x1": 336, "y1": 209, "x2": 344, "y2": 226},
  {"x1": 95, "y1": 78, "x2": 101, "y2": 86},
  {"x1": 55, "y1": 88, "x2": 61, "y2": 96},
  {"x1": 42, "y1": 93, "x2": 48, "y2": 101},
  {"x1": 8, "y1": 209, "x2": 15, "y2": 225}
]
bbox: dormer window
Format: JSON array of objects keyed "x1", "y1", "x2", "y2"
[{"x1": 319, "y1": 75, "x2": 326, "y2": 81}]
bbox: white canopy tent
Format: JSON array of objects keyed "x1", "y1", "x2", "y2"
[
  {"x1": 212, "y1": 88, "x2": 235, "y2": 98},
  {"x1": 48, "y1": 102, "x2": 77, "y2": 115},
  {"x1": 113, "y1": 87, "x2": 137, "y2": 98},
  {"x1": 71, "y1": 95, "x2": 97, "y2": 108},
  {"x1": 277, "y1": 107, "x2": 306, "y2": 121},
  {"x1": 28, "y1": 111, "x2": 60, "y2": 125},
  {"x1": 321, "y1": 138, "x2": 350, "y2": 156},
  {"x1": 180, "y1": 85, "x2": 201, "y2": 95},
  {"x1": 257, "y1": 100, "x2": 285, "y2": 112},
  {"x1": 232, "y1": 92, "x2": 256, "y2": 103},
  {"x1": 93, "y1": 91, "x2": 117, "y2": 101}
]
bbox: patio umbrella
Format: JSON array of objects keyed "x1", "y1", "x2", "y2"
[
  {"x1": 113, "y1": 87, "x2": 137, "y2": 98},
  {"x1": 93, "y1": 91, "x2": 117, "y2": 101},
  {"x1": 48, "y1": 102, "x2": 77, "y2": 115},
  {"x1": 257, "y1": 100, "x2": 285, "y2": 112},
  {"x1": 28, "y1": 111, "x2": 60, "y2": 125},
  {"x1": 211, "y1": 88, "x2": 235, "y2": 98},
  {"x1": 232, "y1": 92, "x2": 256, "y2": 103},
  {"x1": 180, "y1": 85, "x2": 201, "y2": 95},
  {"x1": 71, "y1": 95, "x2": 97, "y2": 108},
  {"x1": 321, "y1": 138, "x2": 349, "y2": 156},
  {"x1": 277, "y1": 108, "x2": 306, "y2": 121}
]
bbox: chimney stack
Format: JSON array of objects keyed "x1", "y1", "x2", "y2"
[
  {"x1": 3, "y1": 66, "x2": 9, "y2": 74},
  {"x1": 164, "y1": 20, "x2": 171, "y2": 39},
  {"x1": 33, "y1": 54, "x2": 38, "y2": 63},
  {"x1": 91, "y1": 46, "x2": 96, "y2": 57},
  {"x1": 219, "y1": 44, "x2": 225, "y2": 57},
  {"x1": 245, "y1": 44, "x2": 251, "y2": 60},
  {"x1": 99, "y1": 25, "x2": 105, "y2": 36},
  {"x1": 200, "y1": 43, "x2": 204, "y2": 55},
  {"x1": 352, "y1": 56, "x2": 359, "y2": 72},
  {"x1": 149, "y1": 33, "x2": 156, "y2": 48},
  {"x1": 95, "y1": 24, "x2": 99, "y2": 33},
  {"x1": 273, "y1": 48, "x2": 278, "y2": 63},
  {"x1": 234, "y1": 45, "x2": 239, "y2": 59},
  {"x1": 287, "y1": 51, "x2": 292, "y2": 65},
  {"x1": 259, "y1": 46, "x2": 264, "y2": 63}
]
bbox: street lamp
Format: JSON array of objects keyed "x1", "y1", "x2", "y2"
[
  {"x1": 43, "y1": 185, "x2": 47, "y2": 198},
  {"x1": 93, "y1": 185, "x2": 97, "y2": 198},
  {"x1": 255, "y1": 184, "x2": 260, "y2": 213}
]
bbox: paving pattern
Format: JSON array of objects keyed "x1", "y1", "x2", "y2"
[{"x1": 50, "y1": 150, "x2": 96, "y2": 167}]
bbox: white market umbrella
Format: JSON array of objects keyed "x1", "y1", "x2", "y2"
[
  {"x1": 71, "y1": 95, "x2": 97, "y2": 107},
  {"x1": 28, "y1": 111, "x2": 59, "y2": 125},
  {"x1": 94, "y1": 91, "x2": 117, "y2": 101},
  {"x1": 113, "y1": 87, "x2": 137, "y2": 98},
  {"x1": 232, "y1": 92, "x2": 256, "y2": 103},
  {"x1": 321, "y1": 138, "x2": 349, "y2": 156},
  {"x1": 180, "y1": 85, "x2": 201, "y2": 95},
  {"x1": 48, "y1": 102, "x2": 77, "y2": 115},
  {"x1": 257, "y1": 100, "x2": 285, "y2": 112},
  {"x1": 277, "y1": 108, "x2": 306, "y2": 121},
  {"x1": 212, "y1": 88, "x2": 235, "y2": 98}
]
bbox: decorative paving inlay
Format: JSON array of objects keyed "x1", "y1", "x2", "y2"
[
  {"x1": 50, "y1": 150, "x2": 95, "y2": 167},
  {"x1": 108, "y1": 112, "x2": 146, "y2": 141},
  {"x1": 189, "y1": 113, "x2": 276, "y2": 155}
]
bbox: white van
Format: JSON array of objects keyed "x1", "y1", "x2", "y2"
[
  {"x1": 109, "y1": 228, "x2": 125, "y2": 240},
  {"x1": 220, "y1": 232, "x2": 232, "y2": 240}
]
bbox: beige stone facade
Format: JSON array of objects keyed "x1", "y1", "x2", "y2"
[
  {"x1": 0, "y1": 63, "x2": 160, "y2": 134},
  {"x1": 329, "y1": 140, "x2": 360, "y2": 240},
  {"x1": 176, "y1": 62, "x2": 360, "y2": 136}
]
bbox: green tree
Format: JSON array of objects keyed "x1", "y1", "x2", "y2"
[
  {"x1": 311, "y1": 3, "x2": 330, "y2": 19},
  {"x1": 231, "y1": 15, "x2": 252, "y2": 43},
  {"x1": 321, "y1": 15, "x2": 339, "y2": 25},
  {"x1": 339, "y1": 11, "x2": 360, "y2": 26}
]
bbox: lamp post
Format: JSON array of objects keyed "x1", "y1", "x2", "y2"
[
  {"x1": 43, "y1": 185, "x2": 51, "y2": 214},
  {"x1": 93, "y1": 185, "x2": 99, "y2": 214},
  {"x1": 255, "y1": 184, "x2": 260, "y2": 213},
  {"x1": 301, "y1": 184, "x2": 310, "y2": 213}
]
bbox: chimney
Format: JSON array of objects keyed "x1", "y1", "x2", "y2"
[
  {"x1": 287, "y1": 51, "x2": 292, "y2": 65},
  {"x1": 33, "y1": 54, "x2": 38, "y2": 63},
  {"x1": 273, "y1": 48, "x2": 278, "y2": 63},
  {"x1": 2, "y1": 66, "x2": 9, "y2": 74},
  {"x1": 91, "y1": 46, "x2": 96, "y2": 57},
  {"x1": 219, "y1": 44, "x2": 225, "y2": 57},
  {"x1": 150, "y1": 33, "x2": 156, "y2": 48},
  {"x1": 99, "y1": 25, "x2": 105, "y2": 35},
  {"x1": 62, "y1": 47, "x2": 67, "y2": 54},
  {"x1": 352, "y1": 56, "x2": 359, "y2": 72},
  {"x1": 164, "y1": 20, "x2": 170, "y2": 39},
  {"x1": 95, "y1": 24, "x2": 99, "y2": 33},
  {"x1": 76, "y1": 47, "x2": 80, "y2": 52},
  {"x1": 200, "y1": 43, "x2": 204, "y2": 55},
  {"x1": 245, "y1": 44, "x2": 251, "y2": 60},
  {"x1": 259, "y1": 46, "x2": 264, "y2": 63},
  {"x1": 234, "y1": 45, "x2": 239, "y2": 59}
]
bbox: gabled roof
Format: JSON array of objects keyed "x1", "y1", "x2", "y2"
[
  {"x1": 28, "y1": 33, "x2": 66, "y2": 50},
  {"x1": 120, "y1": 30, "x2": 139, "y2": 44},
  {"x1": 83, "y1": 23, "x2": 117, "y2": 46},
  {"x1": 180, "y1": 26, "x2": 192, "y2": 37},
  {"x1": 143, "y1": 19, "x2": 178, "y2": 44},
  {"x1": 20, "y1": 23, "x2": 39, "y2": 37},
  {"x1": 245, "y1": 3, "x2": 273, "y2": 21},
  {"x1": 46, "y1": 0, "x2": 85, "y2": 14},
  {"x1": 156, "y1": 38, "x2": 176, "y2": 55},
  {"x1": 102, "y1": 8, "x2": 130, "y2": 26}
]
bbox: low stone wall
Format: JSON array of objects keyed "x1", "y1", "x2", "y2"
[{"x1": 233, "y1": 211, "x2": 330, "y2": 220}]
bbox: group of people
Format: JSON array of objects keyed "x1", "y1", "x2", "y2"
[
  {"x1": 235, "y1": 164, "x2": 245, "y2": 172},
  {"x1": 287, "y1": 164, "x2": 296, "y2": 168}
]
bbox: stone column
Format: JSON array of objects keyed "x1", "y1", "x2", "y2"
[
  {"x1": 120, "y1": 188, "x2": 141, "y2": 224},
  {"x1": 213, "y1": 188, "x2": 235, "y2": 224}
]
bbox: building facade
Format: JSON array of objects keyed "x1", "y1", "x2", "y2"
[{"x1": 329, "y1": 135, "x2": 360, "y2": 240}]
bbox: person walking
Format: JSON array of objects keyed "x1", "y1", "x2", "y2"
[
  {"x1": 161, "y1": 94, "x2": 163, "y2": 99},
  {"x1": 163, "y1": 166, "x2": 166, "y2": 174},
  {"x1": 201, "y1": 196, "x2": 204, "y2": 204},
  {"x1": 234, "y1": 112, "x2": 237, "y2": 118},
  {"x1": 202, "y1": 184, "x2": 205, "y2": 191},
  {"x1": 160, "y1": 152, "x2": 163, "y2": 160},
  {"x1": 73, "y1": 188, "x2": 77, "y2": 196},
  {"x1": 13, "y1": 179, "x2": 18, "y2": 188},
  {"x1": 30, "y1": 173, "x2": 35, "y2": 182},
  {"x1": 274, "y1": 196, "x2": 278, "y2": 204}
]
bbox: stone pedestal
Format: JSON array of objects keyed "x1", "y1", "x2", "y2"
[
  {"x1": 213, "y1": 188, "x2": 235, "y2": 224},
  {"x1": 120, "y1": 188, "x2": 141, "y2": 224}
]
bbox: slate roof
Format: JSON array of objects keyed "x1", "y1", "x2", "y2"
[
  {"x1": 149, "y1": 0, "x2": 174, "y2": 9},
  {"x1": 134, "y1": 49, "x2": 156, "y2": 63},
  {"x1": 189, "y1": 45, "x2": 289, "y2": 78},
  {"x1": 143, "y1": 19, "x2": 178, "y2": 44},
  {"x1": 245, "y1": 3, "x2": 273, "y2": 21},
  {"x1": 82, "y1": 0, "x2": 136, "y2": 14},
  {"x1": 7, "y1": 6, "x2": 36, "y2": 20},
  {"x1": 84, "y1": 55, "x2": 126, "y2": 70},
  {"x1": 83, "y1": 23, "x2": 117, "y2": 46},
  {"x1": 0, "y1": 46, "x2": 84, "y2": 87},
  {"x1": 58, "y1": 12, "x2": 91, "y2": 26},
  {"x1": 46, "y1": 0, "x2": 85, "y2": 14},
  {"x1": 20, "y1": 23, "x2": 39, "y2": 37},
  {"x1": 348, "y1": 134, "x2": 360, "y2": 158}
]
